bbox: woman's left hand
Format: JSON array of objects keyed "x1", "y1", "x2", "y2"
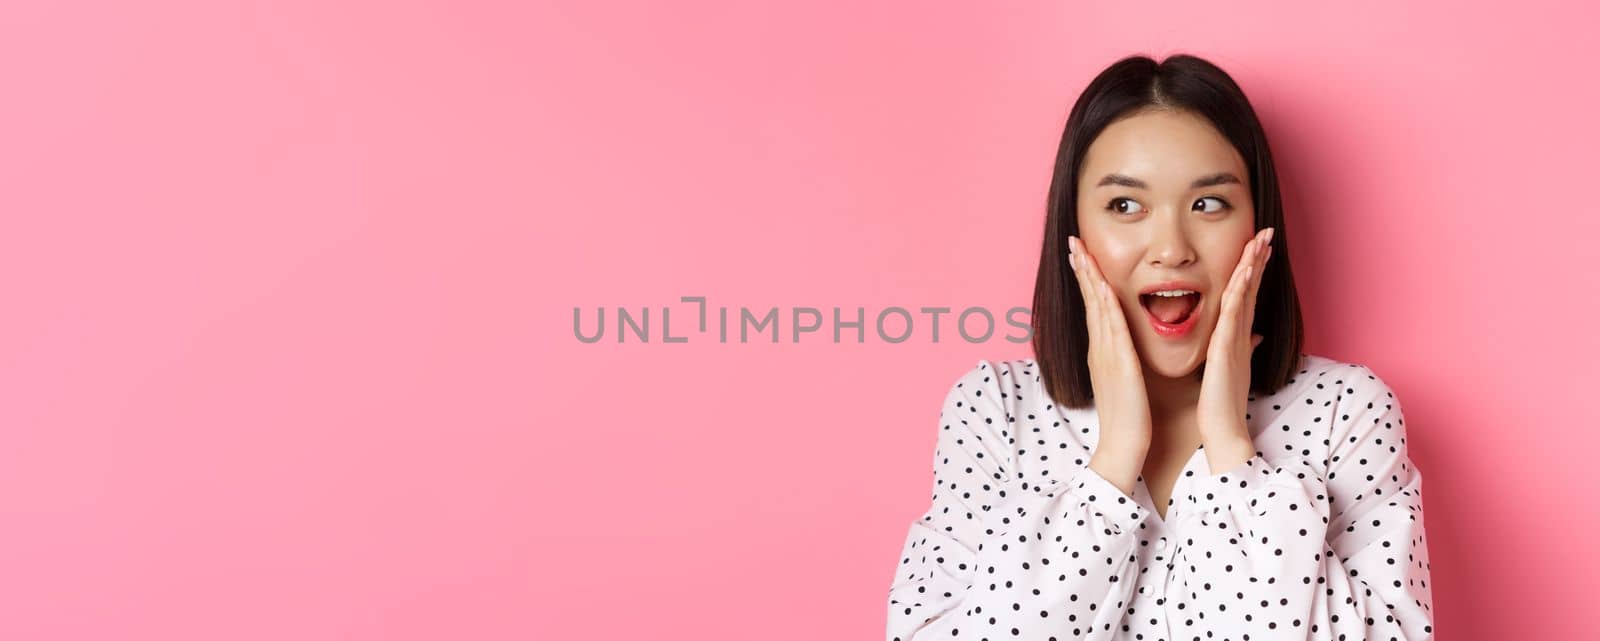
[{"x1": 1196, "y1": 226, "x2": 1274, "y2": 474}]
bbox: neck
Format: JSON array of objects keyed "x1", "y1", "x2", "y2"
[{"x1": 1144, "y1": 367, "x2": 1202, "y2": 420}]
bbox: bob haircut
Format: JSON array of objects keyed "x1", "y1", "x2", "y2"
[{"x1": 1032, "y1": 53, "x2": 1305, "y2": 409}]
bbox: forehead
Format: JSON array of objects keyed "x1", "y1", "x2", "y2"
[{"x1": 1079, "y1": 109, "x2": 1246, "y2": 188}]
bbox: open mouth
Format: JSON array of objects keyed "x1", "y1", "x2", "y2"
[{"x1": 1139, "y1": 291, "x2": 1202, "y2": 326}]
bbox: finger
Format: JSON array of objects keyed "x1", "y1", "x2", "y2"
[
  {"x1": 1212, "y1": 276, "x2": 1238, "y2": 352},
  {"x1": 1219, "y1": 240, "x2": 1253, "y2": 329},
  {"x1": 1097, "y1": 282, "x2": 1113, "y2": 357},
  {"x1": 1078, "y1": 240, "x2": 1114, "y2": 352},
  {"x1": 1228, "y1": 230, "x2": 1267, "y2": 305},
  {"x1": 1242, "y1": 229, "x2": 1272, "y2": 335},
  {"x1": 1080, "y1": 248, "x2": 1140, "y2": 366},
  {"x1": 1241, "y1": 233, "x2": 1267, "y2": 316},
  {"x1": 1068, "y1": 237, "x2": 1103, "y2": 347},
  {"x1": 1243, "y1": 248, "x2": 1268, "y2": 332},
  {"x1": 1079, "y1": 244, "x2": 1122, "y2": 356},
  {"x1": 1250, "y1": 228, "x2": 1270, "y2": 279},
  {"x1": 1081, "y1": 244, "x2": 1120, "y2": 359},
  {"x1": 1077, "y1": 238, "x2": 1115, "y2": 303},
  {"x1": 1227, "y1": 232, "x2": 1259, "y2": 298},
  {"x1": 1069, "y1": 237, "x2": 1098, "y2": 320},
  {"x1": 1102, "y1": 279, "x2": 1138, "y2": 360}
]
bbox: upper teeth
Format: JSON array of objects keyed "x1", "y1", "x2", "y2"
[{"x1": 1149, "y1": 290, "x2": 1196, "y2": 297}]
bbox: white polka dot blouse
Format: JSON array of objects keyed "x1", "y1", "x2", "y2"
[{"x1": 887, "y1": 354, "x2": 1434, "y2": 640}]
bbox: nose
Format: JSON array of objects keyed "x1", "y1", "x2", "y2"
[{"x1": 1147, "y1": 212, "x2": 1197, "y2": 268}]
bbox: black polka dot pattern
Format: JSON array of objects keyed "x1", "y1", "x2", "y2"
[{"x1": 886, "y1": 355, "x2": 1435, "y2": 640}]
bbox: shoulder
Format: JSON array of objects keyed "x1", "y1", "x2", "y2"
[
  {"x1": 1301, "y1": 354, "x2": 1410, "y2": 448},
  {"x1": 943, "y1": 358, "x2": 1039, "y2": 395},
  {"x1": 1253, "y1": 353, "x2": 1408, "y2": 455},
  {"x1": 938, "y1": 358, "x2": 1042, "y2": 421},
  {"x1": 1274, "y1": 353, "x2": 1398, "y2": 402},
  {"x1": 1303, "y1": 355, "x2": 1404, "y2": 414},
  {"x1": 933, "y1": 360, "x2": 1032, "y2": 473}
]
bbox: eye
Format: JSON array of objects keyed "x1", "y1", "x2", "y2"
[
  {"x1": 1194, "y1": 196, "x2": 1231, "y2": 214},
  {"x1": 1106, "y1": 197, "x2": 1145, "y2": 215}
]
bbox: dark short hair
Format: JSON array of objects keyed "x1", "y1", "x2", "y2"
[{"x1": 1031, "y1": 53, "x2": 1306, "y2": 409}]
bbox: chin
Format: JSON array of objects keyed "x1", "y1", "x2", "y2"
[
  {"x1": 1139, "y1": 350, "x2": 1203, "y2": 380},
  {"x1": 1135, "y1": 325, "x2": 1214, "y2": 380}
]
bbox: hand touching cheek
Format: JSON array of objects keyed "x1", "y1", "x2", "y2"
[{"x1": 1196, "y1": 227, "x2": 1274, "y2": 475}]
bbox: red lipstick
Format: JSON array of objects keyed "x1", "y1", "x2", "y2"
[
  {"x1": 1144, "y1": 303, "x2": 1200, "y2": 337},
  {"x1": 1138, "y1": 280, "x2": 1205, "y2": 296},
  {"x1": 1138, "y1": 280, "x2": 1204, "y2": 339}
]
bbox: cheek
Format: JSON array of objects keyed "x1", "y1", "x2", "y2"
[
  {"x1": 1084, "y1": 240, "x2": 1141, "y2": 276},
  {"x1": 1206, "y1": 240, "x2": 1253, "y2": 286},
  {"x1": 1199, "y1": 260, "x2": 1242, "y2": 321}
]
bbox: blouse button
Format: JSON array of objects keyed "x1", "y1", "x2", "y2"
[{"x1": 1155, "y1": 538, "x2": 1168, "y2": 552}]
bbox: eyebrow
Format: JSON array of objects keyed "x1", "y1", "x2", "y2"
[{"x1": 1095, "y1": 172, "x2": 1244, "y2": 190}]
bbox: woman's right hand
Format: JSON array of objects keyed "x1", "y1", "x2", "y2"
[{"x1": 1067, "y1": 235, "x2": 1152, "y2": 497}]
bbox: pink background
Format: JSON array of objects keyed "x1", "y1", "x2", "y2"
[{"x1": 2, "y1": 1, "x2": 1595, "y2": 639}]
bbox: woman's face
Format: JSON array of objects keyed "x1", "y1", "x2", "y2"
[{"x1": 1075, "y1": 108, "x2": 1257, "y2": 381}]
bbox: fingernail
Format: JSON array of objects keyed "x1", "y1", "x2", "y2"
[{"x1": 1265, "y1": 227, "x2": 1275, "y2": 243}]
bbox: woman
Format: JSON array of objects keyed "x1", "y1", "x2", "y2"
[{"x1": 886, "y1": 54, "x2": 1435, "y2": 640}]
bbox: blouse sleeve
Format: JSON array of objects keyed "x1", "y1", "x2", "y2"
[
  {"x1": 885, "y1": 360, "x2": 1148, "y2": 641},
  {"x1": 1170, "y1": 364, "x2": 1436, "y2": 640}
]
